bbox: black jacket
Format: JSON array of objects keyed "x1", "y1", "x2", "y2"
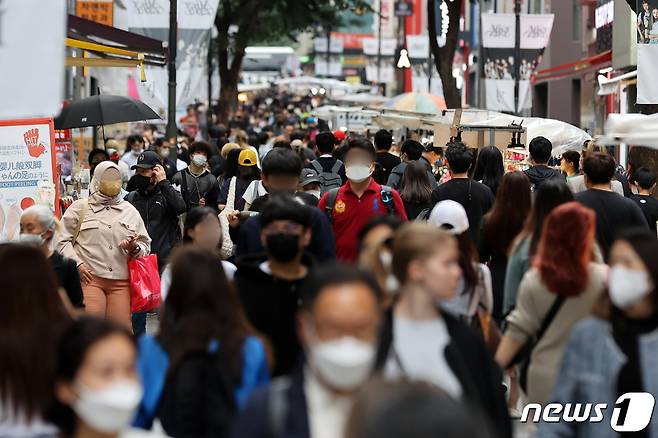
[
  {"x1": 375, "y1": 310, "x2": 512, "y2": 438},
  {"x1": 49, "y1": 251, "x2": 84, "y2": 308},
  {"x1": 172, "y1": 168, "x2": 221, "y2": 213},
  {"x1": 235, "y1": 255, "x2": 313, "y2": 377},
  {"x1": 126, "y1": 180, "x2": 186, "y2": 267},
  {"x1": 232, "y1": 367, "x2": 310, "y2": 438},
  {"x1": 523, "y1": 165, "x2": 564, "y2": 188}
]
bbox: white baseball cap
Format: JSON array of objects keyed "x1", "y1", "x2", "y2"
[{"x1": 428, "y1": 200, "x2": 470, "y2": 234}]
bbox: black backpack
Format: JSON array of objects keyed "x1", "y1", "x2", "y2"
[
  {"x1": 158, "y1": 350, "x2": 236, "y2": 437},
  {"x1": 311, "y1": 160, "x2": 343, "y2": 195},
  {"x1": 324, "y1": 185, "x2": 396, "y2": 222}
]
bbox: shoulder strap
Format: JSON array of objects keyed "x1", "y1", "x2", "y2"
[
  {"x1": 330, "y1": 160, "x2": 343, "y2": 174},
  {"x1": 180, "y1": 169, "x2": 189, "y2": 204},
  {"x1": 310, "y1": 160, "x2": 323, "y2": 174},
  {"x1": 380, "y1": 185, "x2": 395, "y2": 215},
  {"x1": 268, "y1": 377, "x2": 291, "y2": 438},
  {"x1": 226, "y1": 177, "x2": 237, "y2": 211},
  {"x1": 71, "y1": 200, "x2": 89, "y2": 246},
  {"x1": 324, "y1": 188, "x2": 340, "y2": 222},
  {"x1": 536, "y1": 295, "x2": 566, "y2": 343}
]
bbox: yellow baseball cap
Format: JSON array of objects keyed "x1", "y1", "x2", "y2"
[{"x1": 238, "y1": 149, "x2": 258, "y2": 167}]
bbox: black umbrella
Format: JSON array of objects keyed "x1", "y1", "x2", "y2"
[{"x1": 54, "y1": 95, "x2": 161, "y2": 130}]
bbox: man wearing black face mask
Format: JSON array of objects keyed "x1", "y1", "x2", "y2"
[
  {"x1": 231, "y1": 148, "x2": 335, "y2": 262},
  {"x1": 235, "y1": 195, "x2": 314, "y2": 377},
  {"x1": 125, "y1": 151, "x2": 187, "y2": 335}
]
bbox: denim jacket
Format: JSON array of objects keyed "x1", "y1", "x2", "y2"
[{"x1": 538, "y1": 317, "x2": 658, "y2": 438}]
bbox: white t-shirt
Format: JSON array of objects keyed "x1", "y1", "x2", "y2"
[
  {"x1": 384, "y1": 316, "x2": 463, "y2": 399},
  {"x1": 304, "y1": 368, "x2": 353, "y2": 438},
  {"x1": 242, "y1": 180, "x2": 268, "y2": 206},
  {"x1": 160, "y1": 260, "x2": 236, "y2": 301}
]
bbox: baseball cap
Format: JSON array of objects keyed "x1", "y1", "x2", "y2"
[
  {"x1": 428, "y1": 200, "x2": 470, "y2": 234},
  {"x1": 131, "y1": 150, "x2": 162, "y2": 170},
  {"x1": 290, "y1": 139, "x2": 304, "y2": 151},
  {"x1": 300, "y1": 168, "x2": 321, "y2": 187},
  {"x1": 306, "y1": 117, "x2": 318, "y2": 124},
  {"x1": 333, "y1": 130, "x2": 347, "y2": 142},
  {"x1": 238, "y1": 149, "x2": 258, "y2": 167}
]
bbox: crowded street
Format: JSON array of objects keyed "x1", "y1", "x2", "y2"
[{"x1": 1, "y1": 0, "x2": 658, "y2": 437}]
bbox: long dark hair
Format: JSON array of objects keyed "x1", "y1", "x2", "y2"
[
  {"x1": 158, "y1": 246, "x2": 253, "y2": 380},
  {"x1": 456, "y1": 232, "x2": 479, "y2": 295},
  {"x1": 0, "y1": 244, "x2": 70, "y2": 422},
  {"x1": 224, "y1": 148, "x2": 241, "y2": 180},
  {"x1": 49, "y1": 317, "x2": 134, "y2": 435},
  {"x1": 518, "y1": 178, "x2": 574, "y2": 256},
  {"x1": 482, "y1": 172, "x2": 532, "y2": 255},
  {"x1": 472, "y1": 146, "x2": 504, "y2": 196},
  {"x1": 399, "y1": 161, "x2": 433, "y2": 204}
]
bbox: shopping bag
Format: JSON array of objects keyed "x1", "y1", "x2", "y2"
[{"x1": 128, "y1": 254, "x2": 162, "y2": 313}]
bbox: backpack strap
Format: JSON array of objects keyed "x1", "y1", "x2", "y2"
[
  {"x1": 380, "y1": 185, "x2": 396, "y2": 216},
  {"x1": 330, "y1": 159, "x2": 343, "y2": 174},
  {"x1": 268, "y1": 377, "x2": 291, "y2": 438},
  {"x1": 324, "y1": 188, "x2": 340, "y2": 223},
  {"x1": 310, "y1": 160, "x2": 323, "y2": 174},
  {"x1": 180, "y1": 169, "x2": 189, "y2": 205}
]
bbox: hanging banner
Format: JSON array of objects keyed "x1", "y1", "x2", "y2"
[
  {"x1": 76, "y1": 0, "x2": 114, "y2": 26},
  {"x1": 127, "y1": 0, "x2": 219, "y2": 112},
  {"x1": 362, "y1": 37, "x2": 396, "y2": 83},
  {"x1": 0, "y1": 118, "x2": 59, "y2": 240},
  {"x1": 406, "y1": 35, "x2": 445, "y2": 96},
  {"x1": 481, "y1": 13, "x2": 554, "y2": 112},
  {"x1": 0, "y1": 0, "x2": 67, "y2": 120},
  {"x1": 314, "y1": 36, "x2": 344, "y2": 77},
  {"x1": 636, "y1": 0, "x2": 658, "y2": 103}
]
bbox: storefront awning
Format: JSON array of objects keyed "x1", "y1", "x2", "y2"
[
  {"x1": 67, "y1": 15, "x2": 167, "y2": 68},
  {"x1": 533, "y1": 50, "x2": 612, "y2": 84}
]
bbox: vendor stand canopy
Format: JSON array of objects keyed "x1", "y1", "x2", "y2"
[
  {"x1": 598, "y1": 113, "x2": 658, "y2": 148},
  {"x1": 371, "y1": 108, "x2": 590, "y2": 156}
]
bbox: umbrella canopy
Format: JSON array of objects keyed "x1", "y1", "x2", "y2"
[
  {"x1": 54, "y1": 95, "x2": 160, "y2": 129},
  {"x1": 385, "y1": 92, "x2": 447, "y2": 114}
]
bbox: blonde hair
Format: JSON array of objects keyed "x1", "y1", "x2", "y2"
[
  {"x1": 392, "y1": 223, "x2": 455, "y2": 284},
  {"x1": 582, "y1": 140, "x2": 608, "y2": 159},
  {"x1": 221, "y1": 142, "x2": 241, "y2": 159}
]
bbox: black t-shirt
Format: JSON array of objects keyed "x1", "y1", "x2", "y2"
[
  {"x1": 430, "y1": 178, "x2": 495, "y2": 246},
  {"x1": 575, "y1": 189, "x2": 650, "y2": 259},
  {"x1": 632, "y1": 194, "x2": 658, "y2": 230},
  {"x1": 375, "y1": 151, "x2": 401, "y2": 185}
]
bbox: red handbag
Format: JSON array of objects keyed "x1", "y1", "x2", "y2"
[{"x1": 128, "y1": 254, "x2": 162, "y2": 313}]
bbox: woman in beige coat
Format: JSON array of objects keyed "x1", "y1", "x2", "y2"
[
  {"x1": 495, "y1": 202, "x2": 607, "y2": 405},
  {"x1": 57, "y1": 161, "x2": 150, "y2": 329}
]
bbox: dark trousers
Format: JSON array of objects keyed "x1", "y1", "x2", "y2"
[{"x1": 132, "y1": 312, "x2": 147, "y2": 337}]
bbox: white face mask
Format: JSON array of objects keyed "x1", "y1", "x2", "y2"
[
  {"x1": 307, "y1": 189, "x2": 321, "y2": 199},
  {"x1": 73, "y1": 380, "x2": 143, "y2": 434},
  {"x1": 18, "y1": 232, "x2": 45, "y2": 247},
  {"x1": 345, "y1": 164, "x2": 373, "y2": 183},
  {"x1": 608, "y1": 265, "x2": 653, "y2": 310},
  {"x1": 192, "y1": 154, "x2": 207, "y2": 167},
  {"x1": 308, "y1": 336, "x2": 375, "y2": 390}
]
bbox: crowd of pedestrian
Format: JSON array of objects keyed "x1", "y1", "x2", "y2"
[{"x1": 2, "y1": 100, "x2": 658, "y2": 438}]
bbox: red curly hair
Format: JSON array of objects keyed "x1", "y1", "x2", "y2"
[{"x1": 534, "y1": 202, "x2": 596, "y2": 296}]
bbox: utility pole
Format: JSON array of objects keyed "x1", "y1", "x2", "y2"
[
  {"x1": 377, "y1": 0, "x2": 382, "y2": 84},
  {"x1": 513, "y1": 0, "x2": 521, "y2": 115},
  {"x1": 166, "y1": 0, "x2": 178, "y2": 157}
]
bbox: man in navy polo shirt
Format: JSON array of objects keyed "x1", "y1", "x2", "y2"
[{"x1": 318, "y1": 137, "x2": 407, "y2": 262}]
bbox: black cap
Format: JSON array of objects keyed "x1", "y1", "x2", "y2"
[{"x1": 131, "y1": 151, "x2": 162, "y2": 170}]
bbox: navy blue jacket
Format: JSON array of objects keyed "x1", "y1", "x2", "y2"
[
  {"x1": 232, "y1": 367, "x2": 310, "y2": 438},
  {"x1": 235, "y1": 207, "x2": 336, "y2": 262}
]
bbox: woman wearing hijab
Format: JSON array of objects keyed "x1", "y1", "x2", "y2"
[{"x1": 57, "y1": 161, "x2": 151, "y2": 329}]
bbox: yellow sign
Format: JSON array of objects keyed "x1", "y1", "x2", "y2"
[{"x1": 76, "y1": 1, "x2": 113, "y2": 26}]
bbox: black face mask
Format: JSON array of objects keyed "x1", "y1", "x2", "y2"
[
  {"x1": 266, "y1": 233, "x2": 301, "y2": 262},
  {"x1": 133, "y1": 174, "x2": 152, "y2": 192}
]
